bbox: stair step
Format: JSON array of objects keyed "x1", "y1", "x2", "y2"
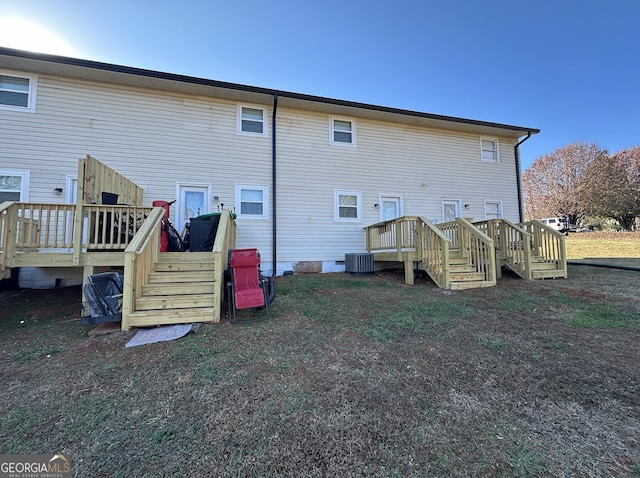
[
  {"x1": 450, "y1": 272, "x2": 486, "y2": 282},
  {"x1": 156, "y1": 252, "x2": 212, "y2": 263},
  {"x1": 530, "y1": 262, "x2": 559, "y2": 270},
  {"x1": 142, "y1": 281, "x2": 216, "y2": 296},
  {"x1": 154, "y1": 261, "x2": 215, "y2": 272},
  {"x1": 127, "y1": 307, "x2": 217, "y2": 327},
  {"x1": 448, "y1": 264, "x2": 475, "y2": 273},
  {"x1": 450, "y1": 280, "x2": 496, "y2": 290},
  {"x1": 532, "y1": 270, "x2": 567, "y2": 279},
  {"x1": 148, "y1": 270, "x2": 214, "y2": 283},
  {"x1": 136, "y1": 293, "x2": 215, "y2": 310}
]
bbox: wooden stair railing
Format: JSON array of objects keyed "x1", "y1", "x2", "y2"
[
  {"x1": 519, "y1": 220, "x2": 568, "y2": 279},
  {"x1": 122, "y1": 209, "x2": 236, "y2": 330},
  {"x1": 121, "y1": 206, "x2": 164, "y2": 331},
  {"x1": 415, "y1": 216, "x2": 452, "y2": 289},
  {"x1": 436, "y1": 218, "x2": 497, "y2": 289},
  {"x1": 473, "y1": 219, "x2": 533, "y2": 280}
]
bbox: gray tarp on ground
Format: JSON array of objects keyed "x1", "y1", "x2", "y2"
[{"x1": 125, "y1": 323, "x2": 200, "y2": 347}]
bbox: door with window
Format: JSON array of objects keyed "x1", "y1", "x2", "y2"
[
  {"x1": 176, "y1": 184, "x2": 210, "y2": 232},
  {"x1": 380, "y1": 195, "x2": 402, "y2": 222},
  {"x1": 442, "y1": 199, "x2": 460, "y2": 223}
]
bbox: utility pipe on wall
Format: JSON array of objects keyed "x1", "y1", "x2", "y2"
[
  {"x1": 514, "y1": 131, "x2": 532, "y2": 223},
  {"x1": 271, "y1": 95, "x2": 278, "y2": 276}
]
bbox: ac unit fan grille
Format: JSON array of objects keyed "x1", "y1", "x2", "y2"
[{"x1": 345, "y1": 253, "x2": 374, "y2": 274}]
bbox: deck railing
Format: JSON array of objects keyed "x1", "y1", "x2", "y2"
[
  {"x1": 211, "y1": 210, "x2": 237, "y2": 322},
  {"x1": 416, "y1": 216, "x2": 452, "y2": 288},
  {"x1": 474, "y1": 219, "x2": 533, "y2": 279},
  {"x1": 438, "y1": 218, "x2": 496, "y2": 286},
  {"x1": 83, "y1": 205, "x2": 153, "y2": 250},
  {"x1": 519, "y1": 220, "x2": 567, "y2": 276},
  {"x1": 365, "y1": 215, "x2": 418, "y2": 260},
  {"x1": 364, "y1": 216, "x2": 452, "y2": 287},
  {"x1": 0, "y1": 201, "x2": 153, "y2": 273},
  {"x1": 121, "y1": 207, "x2": 164, "y2": 331}
]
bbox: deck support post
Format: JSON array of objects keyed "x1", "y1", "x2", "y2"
[{"x1": 404, "y1": 259, "x2": 414, "y2": 285}]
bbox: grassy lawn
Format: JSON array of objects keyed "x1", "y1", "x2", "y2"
[
  {"x1": 566, "y1": 231, "x2": 640, "y2": 268},
  {"x1": 1, "y1": 265, "x2": 639, "y2": 477}
]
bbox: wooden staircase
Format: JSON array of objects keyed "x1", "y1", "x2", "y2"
[
  {"x1": 529, "y1": 255, "x2": 566, "y2": 279},
  {"x1": 445, "y1": 249, "x2": 496, "y2": 290},
  {"x1": 126, "y1": 252, "x2": 218, "y2": 328}
]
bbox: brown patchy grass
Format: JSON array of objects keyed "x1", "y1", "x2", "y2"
[
  {"x1": 0, "y1": 266, "x2": 639, "y2": 477},
  {"x1": 567, "y1": 231, "x2": 640, "y2": 267}
]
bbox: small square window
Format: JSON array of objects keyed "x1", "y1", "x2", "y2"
[
  {"x1": 235, "y1": 184, "x2": 268, "y2": 219},
  {"x1": 334, "y1": 190, "x2": 362, "y2": 222},
  {"x1": 237, "y1": 105, "x2": 267, "y2": 136},
  {"x1": 330, "y1": 118, "x2": 356, "y2": 146},
  {"x1": 0, "y1": 72, "x2": 37, "y2": 112},
  {"x1": 0, "y1": 170, "x2": 30, "y2": 202},
  {"x1": 481, "y1": 138, "x2": 499, "y2": 162}
]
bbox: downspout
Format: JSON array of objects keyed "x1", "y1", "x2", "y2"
[
  {"x1": 514, "y1": 131, "x2": 532, "y2": 223},
  {"x1": 271, "y1": 95, "x2": 278, "y2": 277}
]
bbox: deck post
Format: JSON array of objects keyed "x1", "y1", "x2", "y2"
[
  {"x1": 72, "y1": 157, "x2": 86, "y2": 265},
  {"x1": 404, "y1": 258, "x2": 414, "y2": 285}
]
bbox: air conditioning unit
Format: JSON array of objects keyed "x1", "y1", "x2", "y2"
[{"x1": 345, "y1": 253, "x2": 374, "y2": 275}]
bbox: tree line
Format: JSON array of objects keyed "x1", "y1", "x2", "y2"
[{"x1": 523, "y1": 143, "x2": 640, "y2": 231}]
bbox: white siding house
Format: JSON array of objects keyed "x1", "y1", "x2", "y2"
[{"x1": 0, "y1": 47, "x2": 539, "y2": 280}]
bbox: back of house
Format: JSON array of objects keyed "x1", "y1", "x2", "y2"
[{"x1": 0, "y1": 46, "x2": 539, "y2": 286}]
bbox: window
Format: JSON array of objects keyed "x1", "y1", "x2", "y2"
[
  {"x1": 235, "y1": 184, "x2": 268, "y2": 219},
  {"x1": 0, "y1": 72, "x2": 37, "y2": 112},
  {"x1": 237, "y1": 105, "x2": 267, "y2": 136},
  {"x1": 334, "y1": 190, "x2": 362, "y2": 222},
  {"x1": 484, "y1": 200, "x2": 502, "y2": 219},
  {"x1": 481, "y1": 138, "x2": 499, "y2": 162},
  {"x1": 330, "y1": 117, "x2": 356, "y2": 145},
  {"x1": 0, "y1": 170, "x2": 30, "y2": 202}
]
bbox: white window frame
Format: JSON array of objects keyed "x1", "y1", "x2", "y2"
[
  {"x1": 237, "y1": 104, "x2": 268, "y2": 137},
  {"x1": 378, "y1": 194, "x2": 403, "y2": 222},
  {"x1": 0, "y1": 70, "x2": 37, "y2": 112},
  {"x1": 0, "y1": 169, "x2": 30, "y2": 201},
  {"x1": 484, "y1": 200, "x2": 503, "y2": 219},
  {"x1": 441, "y1": 199, "x2": 461, "y2": 223},
  {"x1": 330, "y1": 117, "x2": 356, "y2": 146},
  {"x1": 334, "y1": 189, "x2": 362, "y2": 222},
  {"x1": 480, "y1": 137, "x2": 499, "y2": 162},
  {"x1": 235, "y1": 184, "x2": 269, "y2": 220}
]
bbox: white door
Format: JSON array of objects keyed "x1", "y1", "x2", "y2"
[
  {"x1": 380, "y1": 195, "x2": 402, "y2": 221},
  {"x1": 442, "y1": 199, "x2": 460, "y2": 223},
  {"x1": 177, "y1": 184, "x2": 210, "y2": 232}
]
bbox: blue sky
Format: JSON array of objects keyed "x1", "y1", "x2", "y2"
[{"x1": 1, "y1": 0, "x2": 638, "y2": 170}]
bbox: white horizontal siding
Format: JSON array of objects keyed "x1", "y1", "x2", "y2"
[
  {"x1": 274, "y1": 108, "x2": 519, "y2": 262},
  {"x1": 0, "y1": 73, "x2": 523, "y2": 269}
]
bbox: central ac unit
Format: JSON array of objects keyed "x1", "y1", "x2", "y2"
[{"x1": 345, "y1": 253, "x2": 374, "y2": 274}]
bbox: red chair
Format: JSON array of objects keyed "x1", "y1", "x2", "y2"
[{"x1": 227, "y1": 248, "x2": 270, "y2": 324}]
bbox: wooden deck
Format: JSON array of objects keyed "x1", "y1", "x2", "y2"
[
  {"x1": 364, "y1": 216, "x2": 566, "y2": 289},
  {"x1": 0, "y1": 156, "x2": 236, "y2": 330}
]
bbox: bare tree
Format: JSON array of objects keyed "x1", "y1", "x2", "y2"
[
  {"x1": 581, "y1": 146, "x2": 640, "y2": 231},
  {"x1": 523, "y1": 143, "x2": 608, "y2": 225}
]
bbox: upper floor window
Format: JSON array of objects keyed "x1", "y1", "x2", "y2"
[
  {"x1": 235, "y1": 184, "x2": 269, "y2": 219},
  {"x1": 237, "y1": 105, "x2": 267, "y2": 136},
  {"x1": 0, "y1": 170, "x2": 30, "y2": 202},
  {"x1": 0, "y1": 72, "x2": 37, "y2": 112},
  {"x1": 330, "y1": 117, "x2": 356, "y2": 146},
  {"x1": 481, "y1": 138, "x2": 499, "y2": 162},
  {"x1": 334, "y1": 189, "x2": 362, "y2": 222}
]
